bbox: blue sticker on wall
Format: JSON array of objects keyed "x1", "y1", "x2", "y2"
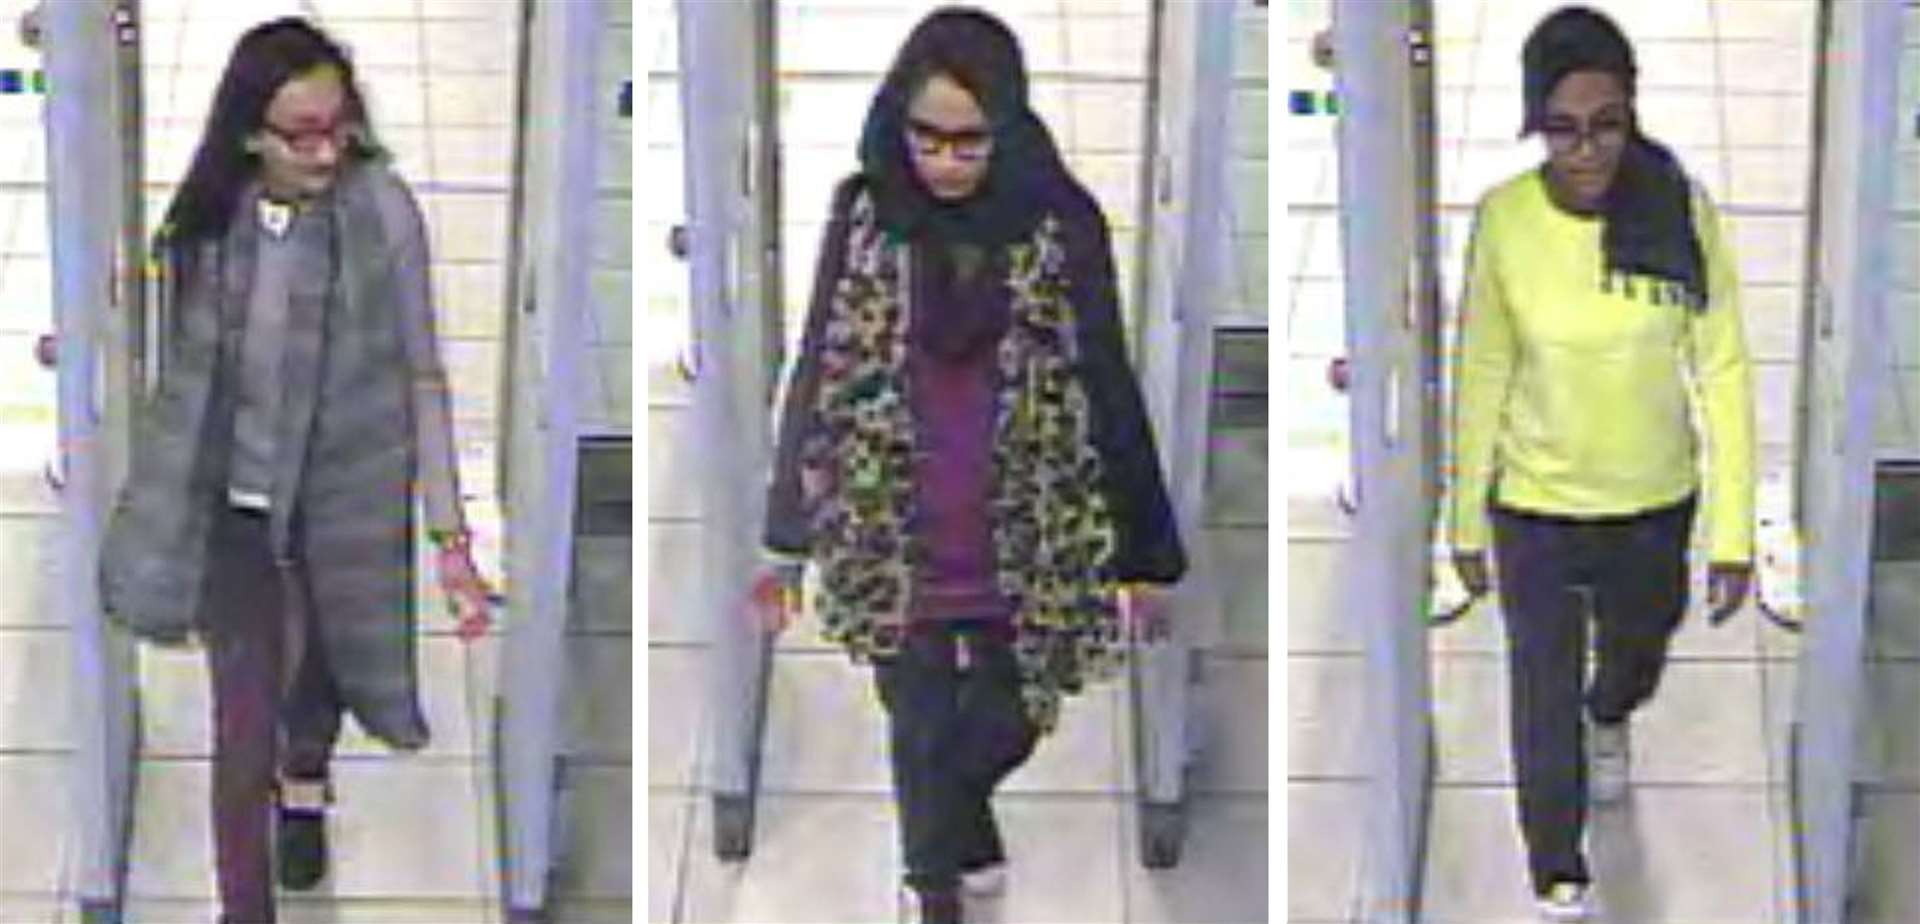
[
  {"x1": 0, "y1": 70, "x2": 21, "y2": 95},
  {"x1": 1289, "y1": 89, "x2": 1314, "y2": 115},
  {"x1": 619, "y1": 79, "x2": 631, "y2": 118}
]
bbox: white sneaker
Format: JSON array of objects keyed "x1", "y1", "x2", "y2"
[
  {"x1": 1590, "y1": 720, "x2": 1630, "y2": 804},
  {"x1": 960, "y1": 862, "x2": 1006, "y2": 897},
  {"x1": 1537, "y1": 880, "x2": 1592, "y2": 922}
]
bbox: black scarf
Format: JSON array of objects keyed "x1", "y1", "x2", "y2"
[
  {"x1": 857, "y1": 6, "x2": 1072, "y2": 358},
  {"x1": 1522, "y1": 6, "x2": 1708, "y2": 311}
]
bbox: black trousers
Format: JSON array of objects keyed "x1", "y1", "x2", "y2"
[
  {"x1": 1490, "y1": 494, "x2": 1696, "y2": 895},
  {"x1": 202, "y1": 505, "x2": 345, "y2": 923},
  {"x1": 872, "y1": 620, "x2": 1040, "y2": 894}
]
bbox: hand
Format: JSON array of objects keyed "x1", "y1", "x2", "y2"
[
  {"x1": 1707, "y1": 562, "x2": 1753, "y2": 626},
  {"x1": 750, "y1": 564, "x2": 802, "y2": 635},
  {"x1": 436, "y1": 543, "x2": 494, "y2": 641},
  {"x1": 1124, "y1": 583, "x2": 1174, "y2": 643},
  {"x1": 1452, "y1": 551, "x2": 1492, "y2": 598}
]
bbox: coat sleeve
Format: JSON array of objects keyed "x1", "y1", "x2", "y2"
[
  {"x1": 1062, "y1": 190, "x2": 1187, "y2": 585},
  {"x1": 762, "y1": 175, "x2": 864, "y2": 557},
  {"x1": 1685, "y1": 187, "x2": 1756, "y2": 564},
  {"x1": 1445, "y1": 197, "x2": 1517, "y2": 554},
  {"x1": 380, "y1": 174, "x2": 466, "y2": 535}
]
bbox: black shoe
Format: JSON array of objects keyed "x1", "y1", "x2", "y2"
[{"x1": 276, "y1": 806, "x2": 328, "y2": 890}]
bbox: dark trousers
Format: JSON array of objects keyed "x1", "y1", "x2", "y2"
[
  {"x1": 1491, "y1": 494, "x2": 1696, "y2": 895},
  {"x1": 201, "y1": 505, "x2": 345, "y2": 923},
  {"x1": 872, "y1": 620, "x2": 1040, "y2": 894}
]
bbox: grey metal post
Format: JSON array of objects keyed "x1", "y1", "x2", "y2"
[
  {"x1": 1334, "y1": 0, "x2": 1435, "y2": 920},
  {"x1": 499, "y1": 0, "x2": 603, "y2": 918},
  {"x1": 1790, "y1": 2, "x2": 1901, "y2": 920},
  {"x1": 45, "y1": 1, "x2": 139, "y2": 919},
  {"x1": 677, "y1": 0, "x2": 778, "y2": 859},
  {"x1": 1130, "y1": 0, "x2": 1236, "y2": 868}
]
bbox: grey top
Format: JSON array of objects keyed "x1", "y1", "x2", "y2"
[
  {"x1": 226, "y1": 183, "x2": 464, "y2": 533},
  {"x1": 228, "y1": 198, "x2": 321, "y2": 504}
]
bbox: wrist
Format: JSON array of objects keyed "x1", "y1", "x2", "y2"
[{"x1": 429, "y1": 526, "x2": 471, "y2": 554}]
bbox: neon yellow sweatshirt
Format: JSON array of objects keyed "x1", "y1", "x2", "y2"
[{"x1": 1446, "y1": 168, "x2": 1755, "y2": 564}]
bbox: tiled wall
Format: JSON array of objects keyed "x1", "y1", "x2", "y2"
[{"x1": 1888, "y1": 6, "x2": 1920, "y2": 458}]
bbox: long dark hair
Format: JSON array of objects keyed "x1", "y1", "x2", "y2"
[
  {"x1": 857, "y1": 7, "x2": 1080, "y2": 359},
  {"x1": 858, "y1": 6, "x2": 1069, "y2": 248},
  {"x1": 157, "y1": 18, "x2": 383, "y2": 252},
  {"x1": 1520, "y1": 6, "x2": 1707, "y2": 311}
]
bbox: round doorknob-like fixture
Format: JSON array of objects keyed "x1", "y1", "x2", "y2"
[
  {"x1": 17, "y1": 3, "x2": 43, "y2": 51},
  {"x1": 1326, "y1": 356, "x2": 1350, "y2": 393},
  {"x1": 669, "y1": 224, "x2": 689, "y2": 260}
]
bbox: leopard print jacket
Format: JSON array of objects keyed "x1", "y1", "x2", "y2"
[{"x1": 794, "y1": 188, "x2": 1124, "y2": 734}]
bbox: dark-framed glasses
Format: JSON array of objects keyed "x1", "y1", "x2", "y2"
[
  {"x1": 904, "y1": 117, "x2": 993, "y2": 163},
  {"x1": 1540, "y1": 113, "x2": 1630, "y2": 154}
]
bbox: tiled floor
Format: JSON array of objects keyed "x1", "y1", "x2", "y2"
[
  {"x1": 0, "y1": 0, "x2": 632, "y2": 920},
  {"x1": 1286, "y1": 0, "x2": 1920, "y2": 920}
]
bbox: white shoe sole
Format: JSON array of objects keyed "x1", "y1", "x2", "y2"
[
  {"x1": 1539, "y1": 902, "x2": 1590, "y2": 922},
  {"x1": 961, "y1": 864, "x2": 1006, "y2": 897}
]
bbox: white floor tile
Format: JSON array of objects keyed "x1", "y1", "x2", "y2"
[
  {"x1": 1432, "y1": 654, "x2": 1511, "y2": 785},
  {"x1": 647, "y1": 791, "x2": 692, "y2": 924},
  {"x1": 1633, "y1": 661, "x2": 1768, "y2": 785},
  {"x1": 1420, "y1": 786, "x2": 1535, "y2": 923},
  {"x1": 0, "y1": 893, "x2": 62, "y2": 923},
  {"x1": 1004, "y1": 683, "x2": 1124, "y2": 794},
  {"x1": 563, "y1": 636, "x2": 631, "y2": 762},
  {"x1": 680, "y1": 793, "x2": 899, "y2": 924},
  {"x1": 1588, "y1": 786, "x2": 1780, "y2": 923},
  {"x1": 644, "y1": 522, "x2": 702, "y2": 645},
  {"x1": 1285, "y1": 538, "x2": 1361, "y2": 655},
  {"x1": 126, "y1": 758, "x2": 490, "y2": 902},
  {"x1": 1189, "y1": 655, "x2": 1268, "y2": 795},
  {"x1": 1204, "y1": 527, "x2": 1268, "y2": 654},
  {"x1": 1423, "y1": 784, "x2": 1784, "y2": 922},
  {"x1": 646, "y1": 407, "x2": 701, "y2": 521},
  {"x1": 1285, "y1": 781, "x2": 1362, "y2": 923},
  {"x1": 0, "y1": 753, "x2": 70, "y2": 896},
  {"x1": 0, "y1": 515, "x2": 60, "y2": 629},
  {"x1": 1853, "y1": 791, "x2": 1920, "y2": 924},
  {"x1": 969, "y1": 795, "x2": 1126, "y2": 924},
  {"x1": 759, "y1": 652, "x2": 892, "y2": 795},
  {"x1": 1118, "y1": 795, "x2": 1267, "y2": 924},
  {"x1": 551, "y1": 764, "x2": 632, "y2": 902},
  {"x1": 1288, "y1": 654, "x2": 1365, "y2": 780},
  {"x1": 0, "y1": 628, "x2": 71, "y2": 751},
  {"x1": 648, "y1": 646, "x2": 707, "y2": 791},
  {"x1": 124, "y1": 896, "x2": 502, "y2": 923},
  {"x1": 1860, "y1": 660, "x2": 1920, "y2": 788}
]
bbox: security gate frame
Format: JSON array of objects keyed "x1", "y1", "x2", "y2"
[
  {"x1": 1786, "y1": 2, "x2": 1903, "y2": 921},
  {"x1": 1332, "y1": 0, "x2": 1442, "y2": 920}
]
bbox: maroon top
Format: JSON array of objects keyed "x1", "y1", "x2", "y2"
[{"x1": 906, "y1": 274, "x2": 1012, "y2": 624}]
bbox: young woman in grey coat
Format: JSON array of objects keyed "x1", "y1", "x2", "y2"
[{"x1": 96, "y1": 19, "x2": 492, "y2": 923}]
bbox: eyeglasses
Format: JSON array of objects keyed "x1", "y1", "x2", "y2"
[
  {"x1": 904, "y1": 118, "x2": 993, "y2": 163},
  {"x1": 260, "y1": 119, "x2": 355, "y2": 156},
  {"x1": 1540, "y1": 113, "x2": 1631, "y2": 154}
]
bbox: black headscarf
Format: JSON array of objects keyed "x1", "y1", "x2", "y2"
[
  {"x1": 858, "y1": 6, "x2": 1073, "y2": 358},
  {"x1": 1522, "y1": 6, "x2": 1708, "y2": 311}
]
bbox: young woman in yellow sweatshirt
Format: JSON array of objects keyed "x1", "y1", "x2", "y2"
[{"x1": 1446, "y1": 8, "x2": 1756, "y2": 921}]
